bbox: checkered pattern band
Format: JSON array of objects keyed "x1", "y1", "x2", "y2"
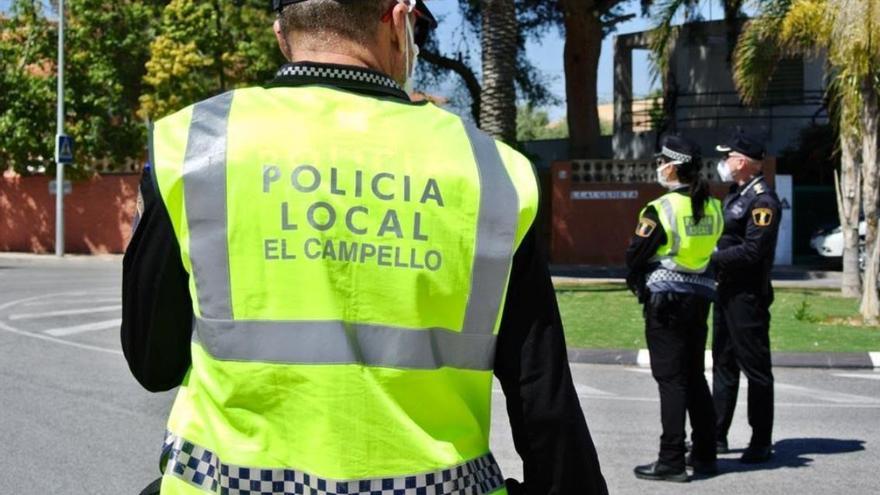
[
  {"x1": 647, "y1": 267, "x2": 715, "y2": 290},
  {"x1": 162, "y1": 432, "x2": 505, "y2": 495},
  {"x1": 275, "y1": 65, "x2": 403, "y2": 92},
  {"x1": 661, "y1": 146, "x2": 692, "y2": 163}
]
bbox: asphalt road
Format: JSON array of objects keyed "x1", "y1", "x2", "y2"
[{"x1": 1, "y1": 255, "x2": 878, "y2": 494}]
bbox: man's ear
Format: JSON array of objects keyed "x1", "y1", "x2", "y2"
[
  {"x1": 390, "y1": 2, "x2": 410, "y2": 54},
  {"x1": 274, "y1": 19, "x2": 292, "y2": 61}
]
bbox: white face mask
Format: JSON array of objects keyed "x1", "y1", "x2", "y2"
[
  {"x1": 399, "y1": 2, "x2": 420, "y2": 93},
  {"x1": 656, "y1": 162, "x2": 682, "y2": 190},
  {"x1": 716, "y1": 160, "x2": 734, "y2": 182}
]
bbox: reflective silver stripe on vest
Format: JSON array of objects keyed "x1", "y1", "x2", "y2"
[
  {"x1": 461, "y1": 122, "x2": 519, "y2": 336},
  {"x1": 180, "y1": 94, "x2": 520, "y2": 369},
  {"x1": 183, "y1": 91, "x2": 235, "y2": 320},
  {"x1": 657, "y1": 196, "x2": 680, "y2": 255},
  {"x1": 163, "y1": 432, "x2": 505, "y2": 495},
  {"x1": 650, "y1": 196, "x2": 684, "y2": 272},
  {"x1": 193, "y1": 317, "x2": 496, "y2": 370}
]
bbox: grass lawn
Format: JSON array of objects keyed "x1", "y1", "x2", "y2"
[{"x1": 556, "y1": 284, "x2": 880, "y2": 353}]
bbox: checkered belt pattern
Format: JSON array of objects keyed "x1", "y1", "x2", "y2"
[
  {"x1": 162, "y1": 432, "x2": 505, "y2": 495},
  {"x1": 647, "y1": 268, "x2": 715, "y2": 290}
]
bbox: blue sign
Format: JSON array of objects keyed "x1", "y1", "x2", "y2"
[{"x1": 56, "y1": 134, "x2": 74, "y2": 164}]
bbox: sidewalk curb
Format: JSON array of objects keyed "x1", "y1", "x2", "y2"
[{"x1": 568, "y1": 348, "x2": 880, "y2": 370}]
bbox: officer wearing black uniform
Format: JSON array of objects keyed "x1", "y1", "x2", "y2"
[
  {"x1": 627, "y1": 136, "x2": 722, "y2": 482},
  {"x1": 712, "y1": 131, "x2": 781, "y2": 464}
]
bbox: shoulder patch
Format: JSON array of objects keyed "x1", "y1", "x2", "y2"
[
  {"x1": 752, "y1": 207, "x2": 774, "y2": 227},
  {"x1": 636, "y1": 218, "x2": 657, "y2": 238}
]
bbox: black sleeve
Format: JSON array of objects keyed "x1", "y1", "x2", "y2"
[
  {"x1": 121, "y1": 169, "x2": 194, "y2": 392},
  {"x1": 624, "y1": 206, "x2": 665, "y2": 272},
  {"x1": 624, "y1": 207, "x2": 665, "y2": 301},
  {"x1": 712, "y1": 196, "x2": 780, "y2": 269},
  {"x1": 494, "y1": 224, "x2": 608, "y2": 495}
]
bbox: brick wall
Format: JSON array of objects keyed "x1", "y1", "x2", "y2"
[{"x1": 0, "y1": 173, "x2": 139, "y2": 254}]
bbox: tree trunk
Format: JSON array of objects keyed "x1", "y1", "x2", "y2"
[
  {"x1": 561, "y1": 0, "x2": 602, "y2": 158},
  {"x1": 479, "y1": 0, "x2": 518, "y2": 144},
  {"x1": 859, "y1": 81, "x2": 880, "y2": 322},
  {"x1": 836, "y1": 132, "x2": 861, "y2": 297}
]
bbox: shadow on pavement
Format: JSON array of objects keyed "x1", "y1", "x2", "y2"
[{"x1": 709, "y1": 438, "x2": 865, "y2": 477}]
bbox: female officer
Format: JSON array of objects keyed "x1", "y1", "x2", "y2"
[{"x1": 626, "y1": 135, "x2": 723, "y2": 482}]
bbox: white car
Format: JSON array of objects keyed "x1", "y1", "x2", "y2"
[{"x1": 810, "y1": 221, "x2": 866, "y2": 258}]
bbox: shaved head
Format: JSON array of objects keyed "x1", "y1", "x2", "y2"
[{"x1": 278, "y1": 0, "x2": 391, "y2": 48}]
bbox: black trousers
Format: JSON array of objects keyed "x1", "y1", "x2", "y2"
[
  {"x1": 645, "y1": 292, "x2": 717, "y2": 468},
  {"x1": 713, "y1": 288, "x2": 774, "y2": 447}
]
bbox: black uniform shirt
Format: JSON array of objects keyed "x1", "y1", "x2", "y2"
[
  {"x1": 712, "y1": 174, "x2": 782, "y2": 293},
  {"x1": 121, "y1": 62, "x2": 608, "y2": 495}
]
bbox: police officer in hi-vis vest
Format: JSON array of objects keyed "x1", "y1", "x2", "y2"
[
  {"x1": 712, "y1": 130, "x2": 781, "y2": 464},
  {"x1": 626, "y1": 135, "x2": 723, "y2": 482},
  {"x1": 121, "y1": 1, "x2": 607, "y2": 494}
]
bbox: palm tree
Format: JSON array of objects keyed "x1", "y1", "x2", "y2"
[
  {"x1": 733, "y1": 0, "x2": 880, "y2": 320},
  {"x1": 480, "y1": 0, "x2": 518, "y2": 143}
]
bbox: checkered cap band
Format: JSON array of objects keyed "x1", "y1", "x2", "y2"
[
  {"x1": 162, "y1": 432, "x2": 505, "y2": 495},
  {"x1": 275, "y1": 65, "x2": 403, "y2": 92},
  {"x1": 660, "y1": 146, "x2": 693, "y2": 164}
]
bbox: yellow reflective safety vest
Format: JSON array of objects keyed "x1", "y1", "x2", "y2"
[
  {"x1": 150, "y1": 85, "x2": 538, "y2": 495},
  {"x1": 643, "y1": 192, "x2": 723, "y2": 273}
]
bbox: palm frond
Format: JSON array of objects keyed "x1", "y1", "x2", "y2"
[
  {"x1": 732, "y1": 14, "x2": 785, "y2": 105},
  {"x1": 827, "y1": 0, "x2": 880, "y2": 84},
  {"x1": 647, "y1": 0, "x2": 696, "y2": 79},
  {"x1": 778, "y1": 0, "x2": 829, "y2": 54}
]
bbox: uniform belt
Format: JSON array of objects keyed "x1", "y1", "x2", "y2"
[{"x1": 162, "y1": 432, "x2": 505, "y2": 495}]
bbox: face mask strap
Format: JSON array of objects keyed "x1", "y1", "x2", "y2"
[{"x1": 395, "y1": 0, "x2": 418, "y2": 92}]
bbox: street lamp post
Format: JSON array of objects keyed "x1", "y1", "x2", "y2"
[{"x1": 55, "y1": 0, "x2": 65, "y2": 257}]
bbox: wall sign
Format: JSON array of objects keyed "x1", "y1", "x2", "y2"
[{"x1": 571, "y1": 190, "x2": 639, "y2": 200}]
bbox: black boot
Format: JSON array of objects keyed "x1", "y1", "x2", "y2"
[
  {"x1": 634, "y1": 461, "x2": 688, "y2": 482},
  {"x1": 740, "y1": 444, "x2": 773, "y2": 464},
  {"x1": 686, "y1": 454, "x2": 719, "y2": 475}
]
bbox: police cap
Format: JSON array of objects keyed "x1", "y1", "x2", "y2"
[
  {"x1": 716, "y1": 128, "x2": 766, "y2": 160},
  {"x1": 272, "y1": 0, "x2": 438, "y2": 48},
  {"x1": 655, "y1": 134, "x2": 701, "y2": 166}
]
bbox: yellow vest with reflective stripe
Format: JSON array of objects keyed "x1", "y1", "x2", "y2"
[
  {"x1": 643, "y1": 192, "x2": 722, "y2": 273},
  {"x1": 151, "y1": 86, "x2": 538, "y2": 495}
]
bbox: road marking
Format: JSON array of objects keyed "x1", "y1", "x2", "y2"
[
  {"x1": 492, "y1": 388, "x2": 880, "y2": 408},
  {"x1": 626, "y1": 367, "x2": 653, "y2": 374},
  {"x1": 870, "y1": 352, "x2": 880, "y2": 368},
  {"x1": 776, "y1": 382, "x2": 880, "y2": 405},
  {"x1": 8, "y1": 305, "x2": 121, "y2": 321},
  {"x1": 20, "y1": 297, "x2": 119, "y2": 307},
  {"x1": 575, "y1": 384, "x2": 615, "y2": 396},
  {"x1": 494, "y1": 384, "x2": 616, "y2": 398},
  {"x1": 833, "y1": 373, "x2": 880, "y2": 381},
  {"x1": 44, "y1": 318, "x2": 122, "y2": 337},
  {"x1": 636, "y1": 349, "x2": 650, "y2": 367},
  {"x1": 0, "y1": 293, "x2": 121, "y2": 355}
]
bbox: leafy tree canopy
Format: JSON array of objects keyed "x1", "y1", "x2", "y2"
[
  {"x1": 140, "y1": 0, "x2": 283, "y2": 121},
  {"x1": 517, "y1": 105, "x2": 569, "y2": 141},
  {"x1": 0, "y1": 0, "x2": 166, "y2": 176}
]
